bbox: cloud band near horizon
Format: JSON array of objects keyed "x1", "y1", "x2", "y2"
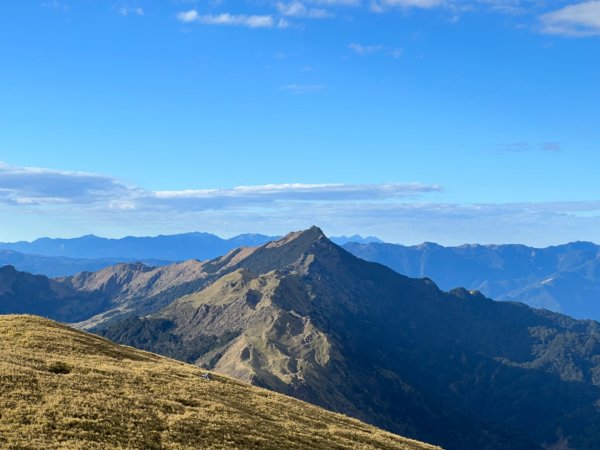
[
  {"x1": 0, "y1": 162, "x2": 442, "y2": 209},
  {"x1": 0, "y1": 161, "x2": 599, "y2": 246}
]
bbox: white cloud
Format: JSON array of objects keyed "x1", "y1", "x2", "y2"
[
  {"x1": 152, "y1": 182, "x2": 440, "y2": 204},
  {"x1": 177, "y1": 10, "x2": 275, "y2": 28},
  {"x1": 277, "y1": 18, "x2": 293, "y2": 28},
  {"x1": 540, "y1": 1, "x2": 600, "y2": 37},
  {"x1": 348, "y1": 43, "x2": 403, "y2": 57},
  {"x1": 494, "y1": 142, "x2": 564, "y2": 154},
  {"x1": 281, "y1": 83, "x2": 326, "y2": 93},
  {"x1": 2, "y1": 162, "x2": 600, "y2": 246},
  {"x1": 348, "y1": 43, "x2": 383, "y2": 54},
  {"x1": 118, "y1": 6, "x2": 144, "y2": 16},
  {"x1": 0, "y1": 162, "x2": 135, "y2": 206},
  {"x1": 310, "y1": 0, "x2": 360, "y2": 5},
  {"x1": 0, "y1": 162, "x2": 440, "y2": 210},
  {"x1": 42, "y1": 1, "x2": 68, "y2": 10},
  {"x1": 373, "y1": 0, "x2": 445, "y2": 10},
  {"x1": 176, "y1": 9, "x2": 200, "y2": 23},
  {"x1": 470, "y1": 0, "x2": 534, "y2": 15},
  {"x1": 277, "y1": 2, "x2": 332, "y2": 18}
]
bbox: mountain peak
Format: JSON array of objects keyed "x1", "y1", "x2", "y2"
[
  {"x1": 267, "y1": 226, "x2": 327, "y2": 249},
  {"x1": 204, "y1": 226, "x2": 332, "y2": 277},
  {"x1": 0, "y1": 264, "x2": 17, "y2": 273}
]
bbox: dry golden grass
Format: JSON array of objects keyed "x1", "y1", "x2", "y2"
[{"x1": 0, "y1": 315, "x2": 439, "y2": 450}]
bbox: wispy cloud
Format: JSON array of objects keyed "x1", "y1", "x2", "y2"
[
  {"x1": 176, "y1": 9, "x2": 200, "y2": 23},
  {"x1": 281, "y1": 83, "x2": 326, "y2": 93},
  {"x1": 311, "y1": 0, "x2": 360, "y2": 5},
  {"x1": 0, "y1": 162, "x2": 440, "y2": 210},
  {"x1": 42, "y1": 1, "x2": 68, "y2": 10},
  {"x1": 2, "y1": 162, "x2": 598, "y2": 246},
  {"x1": 308, "y1": 200, "x2": 600, "y2": 245},
  {"x1": 172, "y1": 1, "x2": 600, "y2": 39},
  {"x1": 348, "y1": 43, "x2": 403, "y2": 57},
  {"x1": 177, "y1": 10, "x2": 275, "y2": 28},
  {"x1": 118, "y1": 6, "x2": 144, "y2": 17},
  {"x1": 0, "y1": 162, "x2": 135, "y2": 206},
  {"x1": 540, "y1": 1, "x2": 600, "y2": 37},
  {"x1": 540, "y1": 142, "x2": 563, "y2": 153},
  {"x1": 495, "y1": 142, "x2": 564, "y2": 154},
  {"x1": 151, "y1": 182, "x2": 441, "y2": 207},
  {"x1": 277, "y1": 1, "x2": 332, "y2": 18},
  {"x1": 371, "y1": 0, "x2": 445, "y2": 12},
  {"x1": 348, "y1": 43, "x2": 383, "y2": 54}
]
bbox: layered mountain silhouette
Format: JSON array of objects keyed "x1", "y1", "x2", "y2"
[
  {"x1": 0, "y1": 232, "x2": 377, "y2": 277},
  {"x1": 3, "y1": 228, "x2": 600, "y2": 449},
  {"x1": 0, "y1": 231, "x2": 378, "y2": 264},
  {"x1": 0, "y1": 232, "x2": 277, "y2": 261},
  {"x1": 3, "y1": 233, "x2": 600, "y2": 323},
  {"x1": 344, "y1": 241, "x2": 600, "y2": 321},
  {"x1": 0, "y1": 249, "x2": 170, "y2": 278}
]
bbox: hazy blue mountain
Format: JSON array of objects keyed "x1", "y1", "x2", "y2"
[
  {"x1": 330, "y1": 235, "x2": 384, "y2": 245},
  {"x1": 0, "y1": 233, "x2": 381, "y2": 277},
  {"x1": 0, "y1": 232, "x2": 278, "y2": 261},
  {"x1": 343, "y1": 241, "x2": 600, "y2": 321},
  {"x1": 0, "y1": 249, "x2": 170, "y2": 278}
]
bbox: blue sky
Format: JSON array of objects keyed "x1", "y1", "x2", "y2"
[{"x1": 0, "y1": 1, "x2": 599, "y2": 245}]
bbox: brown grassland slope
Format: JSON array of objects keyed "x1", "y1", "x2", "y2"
[{"x1": 0, "y1": 315, "x2": 438, "y2": 450}]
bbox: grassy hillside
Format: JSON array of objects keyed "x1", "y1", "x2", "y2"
[{"x1": 0, "y1": 315, "x2": 437, "y2": 450}]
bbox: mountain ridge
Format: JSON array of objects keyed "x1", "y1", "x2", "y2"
[
  {"x1": 0, "y1": 230, "x2": 384, "y2": 262},
  {"x1": 0, "y1": 248, "x2": 171, "y2": 278},
  {"x1": 343, "y1": 240, "x2": 600, "y2": 320},
  {"x1": 0, "y1": 232, "x2": 278, "y2": 261}
]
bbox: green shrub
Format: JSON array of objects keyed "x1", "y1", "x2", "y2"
[{"x1": 48, "y1": 361, "x2": 70, "y2": 375}]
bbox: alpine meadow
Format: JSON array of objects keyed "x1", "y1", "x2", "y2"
[{"x1": 1, "y1": 2, "x2": 599, "y2": 449}]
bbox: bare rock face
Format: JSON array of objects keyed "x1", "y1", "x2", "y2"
[
  {"x1": 160, "y1": 267, "x2": 339, "y2": 401},
  {"x1": 61, "y1": 259, "x2": 206, "y2": 299}
]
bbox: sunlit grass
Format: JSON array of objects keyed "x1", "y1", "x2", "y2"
[{"x1": 0, "y1": 315, "x2": 439, "y2": 450}]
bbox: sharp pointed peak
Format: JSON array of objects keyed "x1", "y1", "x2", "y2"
[
  {"x1": 271, "y1": 226, "x2": 327, "y2": 247},
  {"x1": 280, "y1": 225, "x2": 327, "y2": 241}
]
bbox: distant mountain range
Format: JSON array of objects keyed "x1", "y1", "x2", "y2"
[
  {"x1": 0, "y1": 232, "x2": 278, "y2": 261},
  {"x1": 0, "y1": 249, "x2": 171, "y2": 278},
  {"x1": 0, "y1": 232, "x2": 378, "y2": 277},
  {"x1": 328, "y1": 234, "x2": 384, "y2": 245},
  {"x1": 3, "y1": 227, "x2": 600, "y2": 449},
  {"x1": 343, "y1": 241, "x2": 600, "y2": 321},
  {"x1": 2, "y1": 232, "x2": 600, "y2": 322}
]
